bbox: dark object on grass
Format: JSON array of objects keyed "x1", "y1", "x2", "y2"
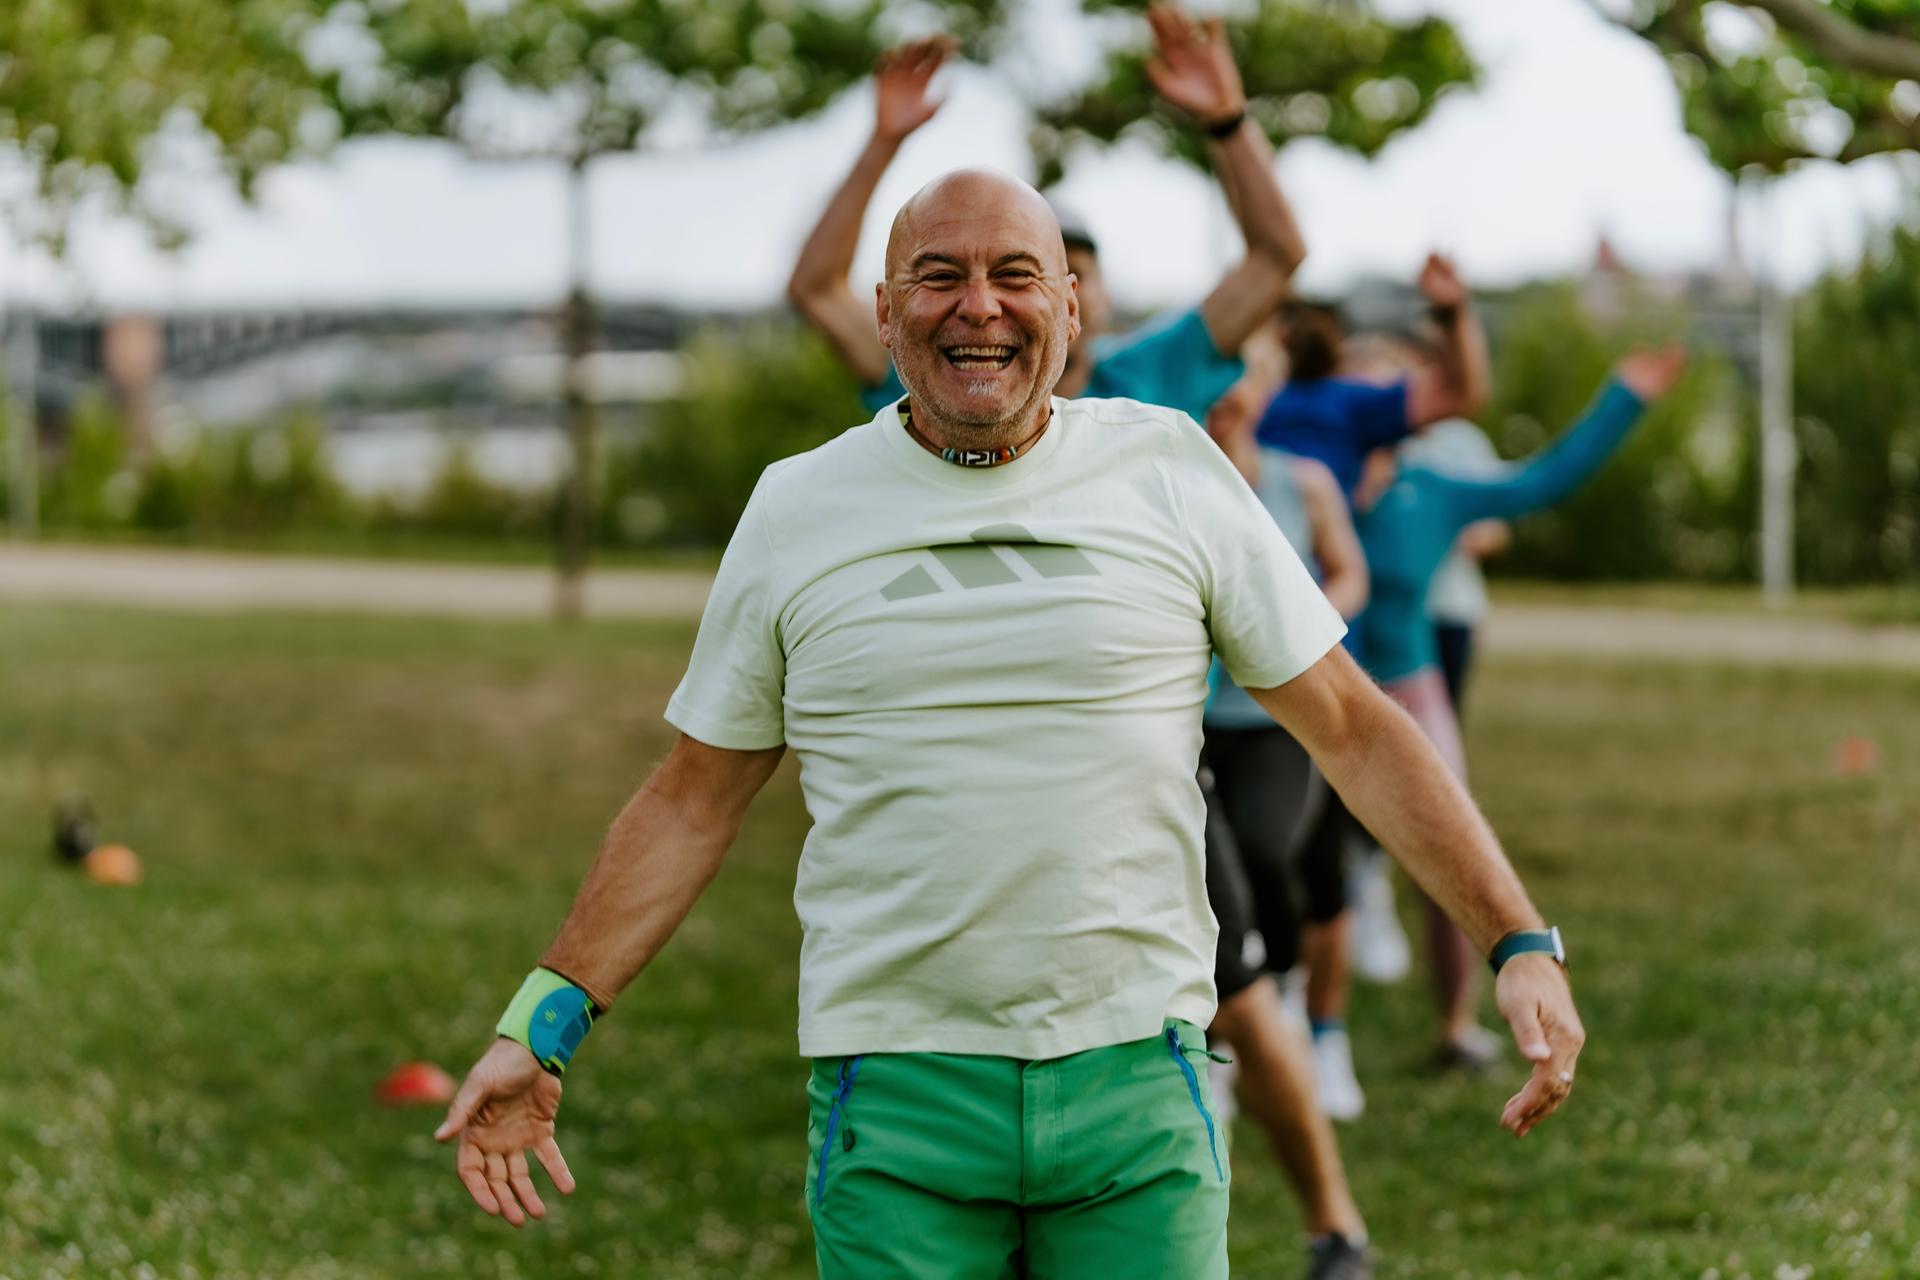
[{"x1": 53, "y1": 798, "x2": 98, "y2": 863}]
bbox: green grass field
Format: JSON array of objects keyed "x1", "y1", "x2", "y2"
[{"x1": 2, "y1": 605, "x2": 1915, "y2": 1279}]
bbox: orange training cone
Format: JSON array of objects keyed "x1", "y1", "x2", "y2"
[
  {"x1": 375, "y1": 1061, "x2": 457, "y2": 1107},
  {"x1": 81, "y1": 843, "x2": 142, "y2": 886}
]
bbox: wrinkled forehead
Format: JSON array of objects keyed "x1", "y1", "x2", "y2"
[{"x1": 889, "y1": 180, "x2": 1068, "y2": 278}]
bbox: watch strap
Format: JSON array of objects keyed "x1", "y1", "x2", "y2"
[
  {"x1": 497, "y1": 967, "x2": 601, "y2": 1076},
  {"x1": 1488, "y1": 926, "x2": 1564, "y2": 975}
]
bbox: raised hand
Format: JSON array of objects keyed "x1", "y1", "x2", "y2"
[
  {"x1": 1615, "y1": 342, "x2": 1689, "y2": 401},
  {"x1": 873, "y1": 38, "x2": 955, "y2": 143},
  {"x1": 435, "y1": 1039, "x2": 576, "y2": 1227},
  {"x1": 1417, "y1": 252, "x2": 1469, "y2": 310},
  {"x1": 1493, "y1": 955, "x2": 1586, "y2": 1138},
  {"x1": 1144, "y1": 4, "x2": 1246, "y2": 129}
]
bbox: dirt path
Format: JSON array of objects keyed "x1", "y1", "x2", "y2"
[{"x1": 5, "y1": 543, "x2": 1918, "y2": 668}]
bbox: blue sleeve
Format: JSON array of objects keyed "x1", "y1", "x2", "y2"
[
  {"x1": 1346, "y1": 379, "x2": 1412, "y2": 451},
  {"x1": 1087, "y1": 308, "x2": 1243, "y2": 424},
  {"x1": 858, "y1": 364, "x2": 907, "y2": 414},
  {"x1": 1431, "y1": 380, "x2": 1646, "y2": 527}
]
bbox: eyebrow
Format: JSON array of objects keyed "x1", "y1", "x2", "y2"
[{"x1": 907, "y1": 251, "x2": 1047, "y2": 274}]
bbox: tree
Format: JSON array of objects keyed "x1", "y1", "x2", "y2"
[
  {"x1": 0, "y1": 0, "x2": 325, "y2": 249},
  {"x1": 1606, "y1": 0, "x2": 1920, "y2": 171},
  {"x1": 1032, "y1": 0, "x2": 1478, "y2": 185},
  {"x1": 311, "y1": 0, "x2": 1009, "y2": 616}
]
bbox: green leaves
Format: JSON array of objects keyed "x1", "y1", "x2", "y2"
[{"x1": 1618, "y1": 0, "x2": 1920, "y2": 173}]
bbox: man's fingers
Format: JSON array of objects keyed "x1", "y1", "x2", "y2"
[
  {"x1": 485, "y1": 1150, "x2": 526, "y2": 1228},
  {"x1": 457, "y1": 1142, "x2": 502, "y2": 1216},
  {"x1": 1503, "y1": 999, "x2": 1551, "y2": 1063},
  {"x1": 1501, "y1": 1058, "x2": 1576, "y2": 1137},
  {"x1": 534, "y1": 1136, "x2": 577, "y2": 1196},
  {"x1": 508, "y1": 1150, "x2": 547, "y2": 1220},
  {"x1": 435, "y1": 1078, "x2": 485, "y2": 1142}
]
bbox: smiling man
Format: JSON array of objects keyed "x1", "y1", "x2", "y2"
[{"x1": 435, "y1": 168, "x2": 1586, "y2": 1279}]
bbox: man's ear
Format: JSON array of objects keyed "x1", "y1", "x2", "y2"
[
  {"x1": 875, "y1": 283, "x2": 893, "y2": 350},
  {"x1": 1065, "y1": 273, "x2": 1082, "y2": 345}
]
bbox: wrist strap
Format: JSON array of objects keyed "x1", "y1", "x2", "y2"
[
  {"x1": 1203, "y1": 110, "x2": 1247, "y2": 140},
  {"x1": 1488, "y1": 927, "x2": 1564, "y2": 975},
  {"x1": 497, "y1": 968, "x2": 601, "y2": 1076}
]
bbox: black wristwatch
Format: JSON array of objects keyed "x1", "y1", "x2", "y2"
[{"x1": 1489, "y1": 926, "x2": 1565, "y2": 975}]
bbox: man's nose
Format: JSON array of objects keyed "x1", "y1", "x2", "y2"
[{"x1": 956, "y1": 275, "x2": 1003, "y2": 325}]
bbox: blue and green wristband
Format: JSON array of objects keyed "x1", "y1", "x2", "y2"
[{"x1": 497, "y1": 967, "x2": 602, "y2": 1076}]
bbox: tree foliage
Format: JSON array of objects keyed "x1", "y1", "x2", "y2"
[
  {"x1": 1610, "y1": 0, "x2": 1920, "y2": 171},
  {"x1": 1033, "y1": 0, "x2": 1477, "y2": 185},
  {"x1": 0, "y1": 0, "x2": 325, "y2": 247}
]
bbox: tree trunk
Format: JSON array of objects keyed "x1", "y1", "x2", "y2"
[
  {"x1": 5, "y1": 305, "x2": 39, "y2": 538},
  {"x1": 555, "y1": 155, "x2": 597, "y2": 620}
]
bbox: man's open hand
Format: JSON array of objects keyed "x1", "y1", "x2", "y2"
[
  {"x1": 436, "y1": 1038, "x2": 576, "y2": 1226},
  {"x1": 1493, "y1": 954, "x2": 1586, "y2": 1138},
  {"x1": 1145, "y1": 5, "x2": 1246, "y2": 129},
  {"x1": 1417, "y1": 252, "x2": 1469, "y2": 311},
  {"x1": 873, "y1": 38, "x2": 954, "y2": 143}
]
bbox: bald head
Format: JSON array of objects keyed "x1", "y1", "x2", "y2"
[
  {"x1": 874, "y1": 167, "x2": 1081, "y2": 450},
  {"x1": 884, "y1": 169, "x2": 1069, "y2": 280}
]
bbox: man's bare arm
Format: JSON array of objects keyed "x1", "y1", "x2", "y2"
[
  {"x1": 787, "y1": 39, "x2": 953, "y2": 386},
  {"x1": 1251, "y1": 648, "x2": 1584, "y2": 1136},
  {"x1": 541, "y1": 735, "x2": 787, "y2": 1009},
  {"x1": 1143, "y1": 5, "x2": 1304, "y2": 355},
  {"x1": 1405, "y1": 253, "x2": 1492, "y2": 428},
  {"x1": 1292, "y1": 457, "x2": 1368, "y2": 619}
]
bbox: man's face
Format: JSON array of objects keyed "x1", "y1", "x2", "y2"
[
  {"x1": 1066, "y1": 246, "x2": 1111, "y2": 349},
  {"x1": 878, "y1": 176, "x2": 1080, "y2": 432}
]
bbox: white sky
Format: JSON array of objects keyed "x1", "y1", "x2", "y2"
[{"x1": 0, "y1": 0, "x2": 1912, "y2": 314}]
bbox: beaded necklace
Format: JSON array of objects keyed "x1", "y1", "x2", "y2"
[{"x1": 899, "y1": 400, "x2": 1050, "y2": 468}]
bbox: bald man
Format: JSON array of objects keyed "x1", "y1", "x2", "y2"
[
  {"x1": 436, "y1": 168, "x2": 1586, "y2": 1279},
  {"x1": 790, "y1": 6, "x2": 1305, "y2": 429}
]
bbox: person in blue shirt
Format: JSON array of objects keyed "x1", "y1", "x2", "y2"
[
  {"x1": 787, "y1": 12, "x2": 1306, "y2": 427},
  {"x1": 1345, "y1": 343, "x2": 1688, "y2": 1065},
  {"x1": 1255, "y1": 259, "x2": 1492, "y2": 497}
]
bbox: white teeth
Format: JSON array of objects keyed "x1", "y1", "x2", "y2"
[{"x1": 948, "y1": 346, "x2": 1014, "y2": 358}]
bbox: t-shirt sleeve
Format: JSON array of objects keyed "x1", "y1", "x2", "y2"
[
  {"x1": 1165, "y1": 416, "x2": 1347, "y2": 690},
  {"x1": 1343, "y1": 378, "x2": 1413, "y2": 451},
  {"x1": 858, "y1": 365, "x2": 908, "y2": 415},
  {"x1": 1089, "y1": 308, "x2": 1244, "y2": 425},
  {"x1": 663, "y1": 474, "x2": 788, "y2": 750}
]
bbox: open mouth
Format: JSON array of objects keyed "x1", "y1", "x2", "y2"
[{"x1": 943, "y1": 343, "x2": 1019, "y2": 373}]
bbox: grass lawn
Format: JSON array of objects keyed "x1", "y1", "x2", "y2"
[{"x1": 1, "y1": 605, "x2": 1914, "y2": 1279}]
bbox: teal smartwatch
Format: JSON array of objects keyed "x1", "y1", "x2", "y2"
[
  {"x1": 1488, "y1": 926, "x2": 1566, "y2": 975},
  {"x1": 497, "y1": 967, "x2": 601, "y2": 1076}
]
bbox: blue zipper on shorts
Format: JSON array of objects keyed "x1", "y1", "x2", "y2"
[
  {"x1": 814, "y1": 1054, "x2": 865, "y2": 1208},
  {"x1": 1165, "y1": 1026, "x2": 1225, "y2": 1183}
]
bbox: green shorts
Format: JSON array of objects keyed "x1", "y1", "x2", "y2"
[{"x1": 804, "y1": 1019, "x2": 1229, "y2": 1279}]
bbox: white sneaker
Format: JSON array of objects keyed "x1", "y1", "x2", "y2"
[
  {"x1": 1312, "y1": 1027, "x2": 1366, "y2": 1122},
  {"x1": 1349, "y1": 851, "x2": 1411, "y2": 984},
  {"x1": 1274, "y1": 966, "x2": 1310, "y2": 1034}
]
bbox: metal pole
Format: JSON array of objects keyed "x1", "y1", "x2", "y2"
[
  {"x1": 1756, "y1": 187, "x2": 1795, "y2": 604},
  {"x1": 6, "y1": 305, "x2": 39, "y2": 537}
]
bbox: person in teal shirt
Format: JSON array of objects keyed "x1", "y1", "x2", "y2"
[
  {"x1": 787, "y1": 25, "x2": 1306, "y2": 428},
  {"x1": 1346, "y1": 344, "x2": 1688, "y2": 1062}
]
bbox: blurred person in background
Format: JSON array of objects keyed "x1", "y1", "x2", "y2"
[
  {"x1": 788, "y1": 5, "x2": 1307, "y2": 428},
  {"x1": 1251, "y1": 264, "x2": 1492, "y2": 1113},
  {"x1": 433, "y1": 161, "x2": 1588, "y2": 1279},
  {"x1": 1198, "y1": 351, "x2": 1377, "y2": 1279}
]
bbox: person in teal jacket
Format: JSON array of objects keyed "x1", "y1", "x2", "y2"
[{"x1": 1348, "y1": 343, "x2": 1688, "y2": 1059}]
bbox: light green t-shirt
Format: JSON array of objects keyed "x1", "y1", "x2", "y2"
[{"x1": 665, "y1": 396, "x2": 1347, "y2": 1060}]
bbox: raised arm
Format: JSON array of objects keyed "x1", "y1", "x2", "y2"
[
  {"x1": 436, "y1": 735, "x2": 785, "y2": 1225},
  {"x1": 1437, "y1": 344, "x2": 1687, "y2": 528},
  {"x1": 1292, "y1": 456, "x2": 1368, "y2": 619},
  {"x1": 1143, "y1": 5, "x2": 1305, "y2": 354},
  {"x1": 1251, "y1": 648, "x2": 1582, "y2": 1138},
  {"x1": 787, "y1": 38, "x2": 954, "y2": 385},
  {"x1": 1404, "y1": 254, "x2": 1491, "y2": 428}
]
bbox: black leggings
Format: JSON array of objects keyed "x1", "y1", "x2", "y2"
[
  {"x1": 1201, "y1": 725, "x2": 1347, "y2": 999},
  {"x1": 1435, "y1": 622, "x2": 1476, "y2": 713}
]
